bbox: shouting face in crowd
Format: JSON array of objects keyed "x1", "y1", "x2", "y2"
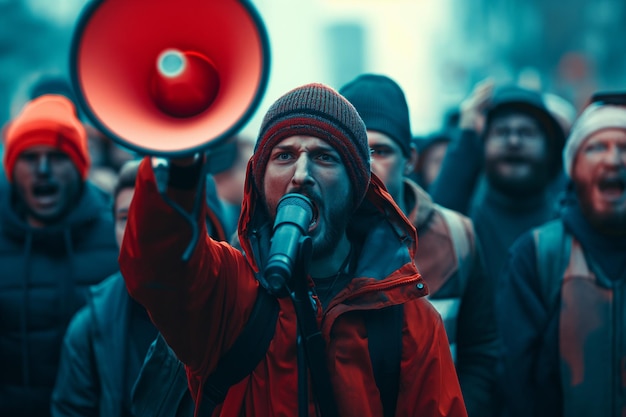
[
  {"x1": 263, "y1": 135, "x2": 353, "y2": 260},
  {"x1": 573, "y1": 128, "x2": 626, "y2": 234},
  {"x1": 12, "y1": 145, "x2": 81, "y2": 227}
]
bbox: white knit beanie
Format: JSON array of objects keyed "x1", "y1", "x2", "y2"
[{"x1": 563, "y1": 103, "x2": 626, "y2": 178}]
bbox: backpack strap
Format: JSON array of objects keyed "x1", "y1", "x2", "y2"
[
  {"x1": 531, "y1": 219, "x2": 571, "y2": 310},
  {"x1": 436, "y1": 205, "x2": 473, "y2": 361},
  {"x1": 365, "y1": 304, "x2": 404, "y2": 417},
  {"x1": 198, "y1": 285, "x2": 279, "y2": 415},
  {"x1": 438, "y1": 205, "x2": 472, "y2": 289}
]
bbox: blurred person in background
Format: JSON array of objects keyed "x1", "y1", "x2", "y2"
[
  {"x1": 206, "y1": 134, "x2": 255, "y2": 240},
  {"x1": 51, "y1": 158, "x2": 233, "y2": 417},
  {"x1": 410, "y1": 107, "x2": 460, "y2": 189},
  {"x1": 413, "y1": 131, "x2": 454, "y2": 191},
  {"x1": 50, "y1": 160, "x2": 156, "y2": 417},
  {"x1": 341, "y1": 73, "x2": 498, "y2": 417},
  {"x1": 14, "y1": 73, "x2": 136, "y2": 196},
  {"x1": 542, "y1": 92, "x2": 579, "y2": 199},
  {"x1": 430, "y1": 79, "x2": 567, "y2": 283},
  {"x1": 496, "y1": 94, "x2": 626, "y2": 417},
  {"x1": 85, "y1": 125, "x2": 136, "y2": 196},
  {"x1": 0, "y1": 94, "x2": 119, "y2": 417},
  {"x1": 543, "y1": 92, "x2": 578, "y2": 138}
]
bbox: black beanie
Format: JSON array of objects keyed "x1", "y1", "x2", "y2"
[
  {"x1": 339, "y1": 74, "x2": 412, "y2": 157},
  {"x1": 253, "y1": 83, "x2": 371, "y2": 207}
]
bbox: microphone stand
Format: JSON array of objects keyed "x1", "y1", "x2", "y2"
[{"x1": 287, "y1": 239, "x2": 339, "y2": 417}]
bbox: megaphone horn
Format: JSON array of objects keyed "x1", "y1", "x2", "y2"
[
  {"x1": 70, "y1": 0, "x2": 271, "y2": 157},
  {"x1": 152, "y1": 49, "x2": 220, "y2": 118}
]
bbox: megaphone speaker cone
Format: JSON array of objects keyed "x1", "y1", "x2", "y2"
[
  {"x1": 151, "y1": 49, "x2": 220, "y2": 118},
  {"x1": 70, "y1": 0, "x2": 271, "y2": 156}
]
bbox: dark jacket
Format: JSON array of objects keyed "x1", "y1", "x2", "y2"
[
  {"x1": 50, "y1": 272, "x2": 158, "y2": 417},
  {"x1": 119, "y1": 158, "x2": 467, "y2": 417},
  {"x1": 0, "y1": 181, "x2": 119, "y2": 417},
  {"x1": 430, "y1": 128, "x2": 561, "y2": 281},
  {"x1": 404, "y1": 179, "x2": 498, "y2": 417},
  {"x1": 496, "y1": 201, "x2": 626, "y2": 417},
  {"x1": 49, "y1": 178, "x2": 227, "y2": 417}
]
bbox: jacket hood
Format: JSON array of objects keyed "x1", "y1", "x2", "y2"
[
  {"x1": 486, "y1": 86, "x2": 565, "y2": 144},
  {"x1": 238, "y1": 159, "x2": 420, "y2": 282},
  {"x1": 487, "y1": 86, "x2": 559, "y2": 128},
  {"x1": 485, "y1": 85, "x2": 567, "y2": 177}
]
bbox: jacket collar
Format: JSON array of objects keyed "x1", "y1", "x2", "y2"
[
  {"x1": 238, "y1": 161, "x2": 426, "y2": 302},
  {"x1": 403, "y1": 178, "x2": 435, "y2": 230}
]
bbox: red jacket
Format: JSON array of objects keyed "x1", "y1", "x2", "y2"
[{"x1": 120, "y1": 158, "x2": 467, "y2": 417}]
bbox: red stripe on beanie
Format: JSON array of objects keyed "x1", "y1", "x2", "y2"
[{"x1": 252, "y1": 83, "x2": 370, "y2": 208}]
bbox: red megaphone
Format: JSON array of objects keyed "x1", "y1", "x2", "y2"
[{"x1": 70, "y1": 0, "x2": 271, "y2": 157}]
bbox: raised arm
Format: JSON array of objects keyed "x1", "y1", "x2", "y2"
[
  {"x1": 118, "y1": 157, "x2": 258, "y2": 380},
  {"x1": 430, "y1": 79, "x2": 494, "y2": 214}
]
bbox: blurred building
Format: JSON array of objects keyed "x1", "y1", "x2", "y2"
[
  {"x1": 442, "y1": 0, "x2": 626, "y2": 111},
  {"x1": 0, "y1": 0, "x2": 458, "y2": 140},
  {"x1": 1, "y1": 0, "x2": 625, "y2": 142},
  {"x1": 0, "y1": 0, "x2": 86, "y2": 131}
]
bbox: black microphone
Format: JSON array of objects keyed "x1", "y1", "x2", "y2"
[{"x1": 264, "y1": 193, "x2": 314, "y2": 295}]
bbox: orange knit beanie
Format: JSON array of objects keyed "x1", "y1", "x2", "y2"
[{"x1": 3, "y1": 94, "x2": 90, "y2": 182}]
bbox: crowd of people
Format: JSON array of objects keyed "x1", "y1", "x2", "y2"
[{"x1": 1, "y1": 58, "x2": 625, "y2": 417}]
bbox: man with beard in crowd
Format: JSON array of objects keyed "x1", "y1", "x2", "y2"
[
  {"x1": 119, "y1": 83, "x2": 467, "y2": 416},
  {"x1": 430, "y1": 80, "x2": 567, "y2": 282},
  {"x1": 340, "y1": 73, "x2": 498, "y2": 417},
  {"x1": 497, "y1": 94, "x2": 626, "y2": 417}
]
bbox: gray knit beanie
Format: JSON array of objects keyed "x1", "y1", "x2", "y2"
[
  {"x1": 339, "y1": 74, "x2": 412, "y2": 157},
  {"x1": 252, "y1": 83, "x2": 371, "y2": 207},
  {"x1": 563, "y1": 102, "x2": 626, "y2": 178}
]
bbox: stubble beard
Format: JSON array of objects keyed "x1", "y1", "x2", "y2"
[
  {"x1": 577, "y1": 183, "x2": 626, "y2": 235},
  {"x1": 311, "y1": 201, "x2": 353, "y2": 260}
]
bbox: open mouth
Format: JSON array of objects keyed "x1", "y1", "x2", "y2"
[
  {"x1": 308, "y1": 201, "x2": 319, "y2": 232},
  {"x1": 33, "y1": 183, "x2": 59, "y2": 197},
  {"x1": 32, "y1": 183, "x2": 60, "y2": 206},
  {"x1": 500, "y1": 155, "x2": 529, "y2": 165},
  {"x1": 598, "y1": 177, "x2": 626, "y2": 199}
]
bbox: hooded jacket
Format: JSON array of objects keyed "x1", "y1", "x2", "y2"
[
  {"x1": 120, "y1": 158, "x2": 467, "y2": 417},
  {"x1": 430, "y1": 86, "x2": 568, "y2": 280},
  {"x1": 50, "y1": 272, "x2": 158, "y2": 417},
  {"x1": 0, "y1": 179, "x2": 119, "y2": 417},
  {"x1": 430, "y1": 122, "x2": 563, "y2": 282},
  {"x1": 50, "y1": 187, "x2": 229, "y2": 417},
  {"x1": 403, "y1": 179, "x2": 498, "y2": 417}
]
